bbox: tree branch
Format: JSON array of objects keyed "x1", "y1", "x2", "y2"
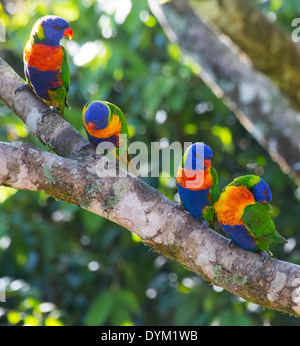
[
  {"x1": 189, "y1": 0, "x2": 300, "y2": 110},
  {"x1": 149, "y1": 0, "x2": 300, "y2": 185},
  {"x1": 1, "y1": 58, "x2": 300, "y2": 316}
]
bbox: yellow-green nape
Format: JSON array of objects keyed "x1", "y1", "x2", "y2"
[
  {"x1": 181, "y1": 148, "x2": 189, "y2": 167},
  {"x1": 249, "y1": 175, "x2": 261, "y2": 186},
  {"x1": 31, "y1": 19, "x2": 45, "y2": 40},
  {"x1": 228, "y1": 174, "x2": 262, "y2": 188}
]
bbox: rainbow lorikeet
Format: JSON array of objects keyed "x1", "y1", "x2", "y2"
[
  {"x1": 82, "y1": 101, "x2": 139, "y2": 177},
  {"x1": 176, "y1": 143, "x2": 219, "y2": 228},
  {"x1": 16, "y1": 15, "x2": 73, "y2": 117},
  {"x1": 214, "y1": 175, "x2": 287, "y2": 258}
]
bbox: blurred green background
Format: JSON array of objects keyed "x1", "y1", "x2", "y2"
[{"x1": 0, "y1": 0, "x2": 300, "y2": 326}]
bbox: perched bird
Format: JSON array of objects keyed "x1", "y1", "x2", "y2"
[
  {"x1": 214, "y1": 175, "x2": 286, "y2": 258},
  {"x1": 176, "y1": 143, "x2": 219, "y2": 228},
  {"x1": 17, "y1": 15, "x2": 73, "y2": 117},
  {"x1": 82, "y1": 101, "x2": 139, "y2": 177}
]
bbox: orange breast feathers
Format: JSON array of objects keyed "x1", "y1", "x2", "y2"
[
  {"x1": 24, "y1": 41, "x2": 64, "y2": 71},
  {"x1": 214, "y1": 186, "x2": 255, "y2": 226},
  {"x1": 176, "y1": 167, "x2": 214, "y2": 191},
  {"x1": 83, "y1": 112, "x2": 122, "y2": 139}
]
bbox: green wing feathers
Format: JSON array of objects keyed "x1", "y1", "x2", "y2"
[
  {"x1": 104, "y1": 101, "x2": 129, "y2": 137},
  {"x1": 242, "y1": 203, "x2": 287, "y2": 244},
  {"x1": 61, "y1": 46, "x2": 71, "y2": 110},
  {"x1": 203, "y1": 166, "x2": 219, "y2": 229},
  {"x1": 210, "y1": 166, "x2": 219, "y2": 203},
  {"x1": 105, "y1": 102, "x2": 139, "y2": 178}
]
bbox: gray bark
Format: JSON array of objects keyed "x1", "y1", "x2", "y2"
[{"x1": 189, "y1": 0, "x2": 300, "y2": 110}]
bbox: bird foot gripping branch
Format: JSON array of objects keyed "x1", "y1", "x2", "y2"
[
  {"x1": 40, "y1": 104, "x2": 61, "y2": 117},
  {"x1": 14, "y1": 83, "x2": 32, "y2": 94}
]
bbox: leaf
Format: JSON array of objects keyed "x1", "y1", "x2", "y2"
[
  {"x1": 84, "y1": 290, "x2": 114, "y2": 326},
  {"x1": 116, "y1": 289, "x2": 139, "y2": 313},
  {"x1": 111, "y1": 305, "x2": 132, "y2": 326}
]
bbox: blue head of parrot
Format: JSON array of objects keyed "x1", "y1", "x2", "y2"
[
  {"x1": 83, "y1": 101, "x2": 111, "y2": 131},
  {"x1": 252, "y1": 177, "x2": 272, "y2": 203},
  {"x1": 33, "y1": 15, "x2": 72, "y2": 46},
  {"x1": 183, "y1": 143, "x2": 213, "y2": 171}
]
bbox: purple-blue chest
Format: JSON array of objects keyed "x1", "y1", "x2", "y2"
[
  {"x1": 25, "y1": 65, "x2": 61, "y2": 101},
  {"x1": 177, "y1": 183, "x2": 211, "y2": 221}
]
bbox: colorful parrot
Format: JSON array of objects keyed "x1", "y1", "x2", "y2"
[
  {"x1": 82, "y1": 101, "x2": 139, "y2": 177},
  {"x1": 214, "y1": 175, "x2": 287, "y2": 258},
  {"x1": 16, "y1": 15, "x2": 73, "y2": 118},
  {"x1": 176, "y1": 143, "x2": 219, "y2": 228}
]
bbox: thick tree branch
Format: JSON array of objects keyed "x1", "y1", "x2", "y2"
[
  {"x1": 189, "y1": 0, "x2": 300, "y2": 110},
  {"x1": 149, "y1": 0, "x2": 300, "y2": 185},
  {"x1": 1, "y1": 58, "x2": 300, "y2": 316}
]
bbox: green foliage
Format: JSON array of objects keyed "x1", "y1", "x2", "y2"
[{"x1": 0, "y1": 0, "x2": 300, "y2": 326}]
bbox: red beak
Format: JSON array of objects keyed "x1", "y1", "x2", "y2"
[
  {"x1": 88, "y1": 122, "x2": 96, "y2": 131},
  {"x1": 64, "y1": 27, "x2": 73, "y2": 39}
]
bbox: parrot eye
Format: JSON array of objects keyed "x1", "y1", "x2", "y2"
[{"x1": 54, "y1": 25, "x2": 60, "y2": 30}]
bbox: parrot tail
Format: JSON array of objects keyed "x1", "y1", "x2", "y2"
[
  {"x1": 268, "y1": 231, "x2": 287, "y2": 244},
  {"x1": 65, "y1": 100, "x2": 71, "y2": 110}
]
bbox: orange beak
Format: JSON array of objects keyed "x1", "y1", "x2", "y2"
[
  {"x1": 64, "y1": 27, "x2": 73, "y2": 39},
  {"x1": 88, "y1": 122, "x2": 96, "y2": 131}
]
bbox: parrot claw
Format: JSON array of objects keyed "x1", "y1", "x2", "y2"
[
  {"x1": 173, "y1": 203, "x2": 186, "y2": 212},
  {"x1": 14, "y1": 84, "x2": 32, "y2": 94},
  {"x1": 41, "y1": 105, "x2": 60, "y2": 117},
  {"x1": 201, "y1": 220, "x2": 209, "y2": 232},
  {"x1": 259, "y1": 250, "x2": 272, "y2": 262},
  {"x1": 226, "y1": 239, "x2": 235, "y2": 249}
]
